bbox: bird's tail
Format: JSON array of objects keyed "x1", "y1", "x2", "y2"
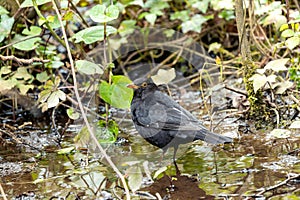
[{"x1": 195, "y1": 130, "x2": 232, "y2": 144}]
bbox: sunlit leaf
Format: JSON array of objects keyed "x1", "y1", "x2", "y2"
[
  {"x1": 18, "y1": 83, "x2": 34, "y2": 95},
  {"x1": 145, "y1": 13, "x2": 157, "y2": 25},
  {"x1": 75, "y1": 60, "x2": 103, "y2": 75},
  {"x1": 13, "y1": 35, "x2": 41, "y2": 51},
  {"x1": 127, "y1": 165, "x2": 143, "y2": 192},
  {"x1": 0, "y1": 66, "x2": 11, "y2": 75},
  {"x1": 151, "y1": 68, "x2": 176, "y2": 85},
  {"x1": 153, "y1": 166, "x2": 168, "y2": 179},
  {"x1": 249, "y1": 74, "x2": 267, "y2": 93},
  {"x1": 281, "y1": 29, "x2": 294, "y2": 38},
  {"x1": 268, "y1": 129, "x2": 291, "y2": 139},
  {"x1": 13, "y1": 67, "x2": 33, "y2": 80},
  {"x1": 275, "y1": 81, "x2": 293, "y2": 94},
  {"x1": 22, "y1": 26, "x2": 42, "y2": 36},
  {"x1": 289, "y1": 120, "x2": 300, "y2": 129},
  {"x1": 0, "y1": 78, "x2": 17, "y2": 91},
  {"x1": 264, "y1": 58, "x2": 289, "y2": 72},
  {"x1": 47, "y1": 90, "x2": 66, "y2": 108},
  {"x1": 87, "y1": 4, "x2": 119, "y2": 23},
  {"x1": 285, "y1": 36, "x2": 300, "y2": 50},
  {"x1": 0, "y1": 15, "x2": 14, "y2": 43}
]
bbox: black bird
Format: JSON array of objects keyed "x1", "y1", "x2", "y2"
[{"x1": 128, "y1": 82, "x2": 232, "y2": 163}]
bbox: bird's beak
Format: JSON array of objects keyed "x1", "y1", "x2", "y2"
[{"x1": 127, "y1": 83, "x2": 139, "y2": 89}]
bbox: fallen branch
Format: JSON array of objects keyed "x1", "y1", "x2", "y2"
[{"x1": 0, "y1": 55, "x2": 50, "y2": 64}]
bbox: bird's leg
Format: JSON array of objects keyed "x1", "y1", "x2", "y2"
[{"x1": 173, "y1": 146, "x2": 181, "y2": 176}]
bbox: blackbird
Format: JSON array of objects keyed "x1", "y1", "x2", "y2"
[{"x1": 127, "y1": 82, "x2": 232, "y2": 161}]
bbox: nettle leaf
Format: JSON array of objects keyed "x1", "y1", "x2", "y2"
[
  {"x1": 0, "y1": 14, "x2": 14, "y2": 43},
  {"x1": 72, "y1": 25, "x2": 117, "y2": 44},
  {"x1": 181, "y1": 14, "x2": 208, "y2": 33},
  {"x1": 75, "y1": 60, "x2": 103, "y2": 75},
  {"x1": 290, "y1": 120, "x2": 300, "y2": 129},
  {"x1": 151, "y1": 68, "x2": 176, "y2": 85},
  {"x1": 87, "y1": 4, "x2": 119, "y2": 23},
  {"x1": 249, "y1": 74, "x2": 267, "y2": 93},
  {"x1": 99, "y1": 75, "x2": 133, "y2": 109},
  {"x1": 264, "y1": 58, "x2": 289, "y2": 72},
  {"x1": 126, "y1": 165, "x2": 143, "y2": 192},
  {"x1": 20, "y1": 0, "x2": 51, "y2": 8},
  {"x1": 285, "y1": 36, "x2": 300, "y2": 50}
]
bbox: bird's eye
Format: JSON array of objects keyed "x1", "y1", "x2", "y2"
[{"x1": 141, "y1": 82, "x2": 147, "y2": 87}]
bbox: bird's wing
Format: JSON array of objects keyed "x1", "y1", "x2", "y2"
[{"x1": 136, "y1": 91, "x2": 207, "y2": 131}]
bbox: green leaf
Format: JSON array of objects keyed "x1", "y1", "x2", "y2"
[
  {"x1": 13, "y1": 35, "x2": 41, "y2": 51},
  {"x1": 151, "y1": 68, "x2": 176, "y2": 85},
  {"x1": 72, "y1": 25, "x2": 117, "y2": 44},
  {"x1": 75, "y1": 60, "x2": 104, "y2": 75},
  {"x1": 0, "y1": 15, "x2": 14, "y2": 43},
  {"x1": 281, "y1": 29, "x2": 294, "y2": 38},
  {"x1": 97, "y1": 120, "x2": 119, "y2": 143},
  {"x1": 22, "y1": 26, "x2": 42, "y2": 36},
  {"x1": 20, "y1": 0, "x2": 51, "y2": 8},
  {"x1": 67, "y1": 108, "x2": 80, "y2": 120},
  {"x1": 285, "y1": 36, "x2": 300, "y2": 50},
  {"x1": 87, "y1": 4, "x2": 119, "y2": 23},
  {"x1": 264, "y1": 58, "x2": 289, "y2": 72},
  {"x1": 99, "y1": 75, "x2": 133, "y2": 109}
]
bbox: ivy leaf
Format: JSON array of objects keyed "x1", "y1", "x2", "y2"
[
  {"x1": 75, "y1": 60, "x2": 103, "y2": 75},
  {"x1": 13, "y1": 35, "x2": 41, "y2": 51},
  {"x1": 181, "y1": 14, "x2": 208, "y2": 33}
]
